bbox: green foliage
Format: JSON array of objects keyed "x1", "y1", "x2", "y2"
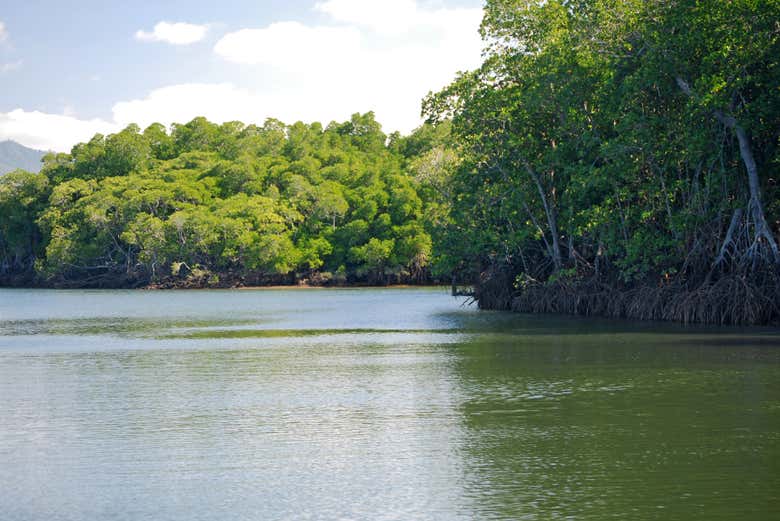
[
  {"x1": 7, "y1": 1, "x2": 773, "y2": 294},
  {"x1": 0, "y1": 170, "x2": 50, "y2": 274},
  {"x1": 425, "y1": 0, "x2": 780, "y2": 288},
  {"x1": 0, "y1": 113, "x2": 443, "y2": 286}
]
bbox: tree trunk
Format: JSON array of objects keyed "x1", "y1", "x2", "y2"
[
  {"x1": 523, "y1": 161, "x2": 563, "y2": 270},
  {"x1": 713, "y1": 207, "x2": 743, "y2": 268},
  {"x1": 676, "y1": 76, "x2": 780, "y2": 263},
  {"x1": 493, "y1": 162, "x2": 562, "y2": 270},
  {"x1": 731, "y1": 123, "x2": 780, "y2": 262}
]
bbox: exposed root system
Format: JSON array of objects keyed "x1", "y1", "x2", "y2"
[{"x1": 477, "y1": 269, "x2": 780, "y2": 326}]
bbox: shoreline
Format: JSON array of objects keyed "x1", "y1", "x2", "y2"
[
  {"x1": 474, "y1": 273, "x2": 780, "y2": 327},
  {"x1": 0, "y1": 282, "x2": 452, "y2": 291},
  {"x1": 2, "y1": 281, "x2": 777, "y2": 328},
  {"x1": 233, "y1": 284, "x2": 446, "y2": 290}
]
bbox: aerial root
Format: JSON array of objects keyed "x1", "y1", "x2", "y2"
[{"x1": 502, "y1": 273, "x2": 779, "y2": 326}]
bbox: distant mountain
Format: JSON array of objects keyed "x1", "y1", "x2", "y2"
[{"x1": 0, "y1": 140, "x2": 46, "y2": 175}]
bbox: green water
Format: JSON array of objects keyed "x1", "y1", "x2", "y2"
[{"x1": 1, "y1": 288, "x2": 778, "y2": 520}]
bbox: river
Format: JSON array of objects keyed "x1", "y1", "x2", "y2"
[{"x1": 1, "y1": 288, "x2": 778, "y2": 520}]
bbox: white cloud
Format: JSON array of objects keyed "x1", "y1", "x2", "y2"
[
  {"x1": 214, "y1": 22, "x2": 361, "y2": 67},
  {"x1": 1, "y1": 1, "x2": 484, "y2": 153},
  {"x1": 0, "y1": 60, "x2": 22, "y2": 73},
  {"x1": 1, "y1": 85, "x2": 265, "y2": 152},
  {"x1": 0, "y1": 21, "x2": 8, "y2": 43},
  {"x1": 314, "y1": 0, "x2": 420, "y2": 33},
  {"x1": 0, "y1": 109, "x2": 118, "y2": 152},
  {"x1": 135, "y1": 21, "x2": 208, "y2": 45},
  {"x1": 213, "y1": 0, "x2": 483, "y2": 133},
  {"x1": 107, "y1": 82, "x2": 394, "y2": 133},
  {"x1": 112, "y1": 83, "x2": 268, "y2": 129}
]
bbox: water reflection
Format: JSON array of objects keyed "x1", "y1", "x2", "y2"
[
  {"x1": 452, "y1": 328, "x2": 780, "y2": 520},
  {"x1": 0, "y1": 288, "x2": 779, "y2": 520}
]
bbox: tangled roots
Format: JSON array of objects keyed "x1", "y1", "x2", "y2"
[{"x1": 500, "y1": 273, "x2": 779, "y2": 326}]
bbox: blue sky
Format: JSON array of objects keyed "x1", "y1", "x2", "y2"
[{"x1": 0, "y1": 0, "x2": 484, "y2": 151}]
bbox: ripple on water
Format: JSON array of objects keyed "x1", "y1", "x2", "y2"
[{"x1": 1, "y1": 288, "x2": 779, "y2": 520}]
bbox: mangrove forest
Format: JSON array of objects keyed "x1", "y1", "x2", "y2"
[{"x1": 1, "y1": 0, "x2": 779, "y2": 325}]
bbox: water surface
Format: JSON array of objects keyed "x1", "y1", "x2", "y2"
[{"x1": 1, "y1": 288, "x2": 778, "y2": 520}]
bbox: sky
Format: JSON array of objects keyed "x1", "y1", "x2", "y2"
[{"x1": 0, "y1": 0, "x2": 484, "y2": 152}]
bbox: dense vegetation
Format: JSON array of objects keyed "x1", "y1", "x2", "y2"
[
  {"x1": 0, "y1": 114, "x2": 444, "y2": 287},
  {"x1": 424, "y1": 0, "x2": 779, "y2": 324},
  {"x1": 2, "y1": 0, "x2": 778, "y2": 324}
]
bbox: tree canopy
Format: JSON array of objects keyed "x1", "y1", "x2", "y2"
[
  {"x1": 424, "y1": 0, "x2": 780, "y2": 323},
  {"x1": 2, "y1": 1, "x2": 778, "y2": 323},
  {"x1": 0, "y1": 113, "x2": 444, "y2": 287}
]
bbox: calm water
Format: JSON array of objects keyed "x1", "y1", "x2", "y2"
[{"x1": 1, "y1": 288, "x2": 779, "y2": 520}]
